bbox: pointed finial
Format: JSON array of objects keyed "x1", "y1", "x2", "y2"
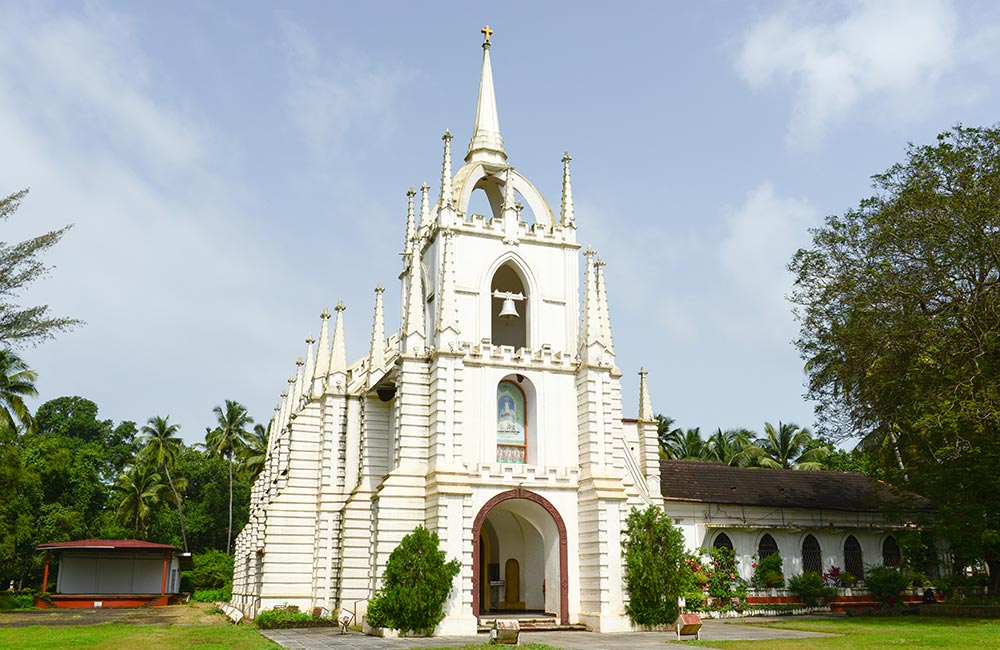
[
  {"x1": 639, "y1": 366, "x2": 648, "y2": 377},
  {"x1": 481, "y1": 24, "x2": 493, "y2": 48},
  {"x1": 503, "y1": 165, "x2": 516, "y2": 210},
  {"x1": 329, "y1": 299, "x2": 347, "y2": 382},
  {"x1": 314, "y1": 310, "x2": 331, "y2": 386},
  {"x1": 419, "y1": 182, "x2": 431, "y2": 231},
  {"x1": 368, "y1": 284, "x2": 387, "y2": 383},
  {"x1": 440, "y1": 132, "x2": 454, "y2": 211},
  {"x1": 404, "y1": 187, "x2": 417, "y2": 259},
  {"x1": 306, "y1": 336, "x2": 315, "y2": 345},
  {"x1": 296, "y1": 357, "x2": 304, "y2": 367},
  {"x1": 638, "y1": 366, "x2": 653, "y2": 421},
  {"x1": 561, "y1": 151, "x2": 575, "y2": 227}
]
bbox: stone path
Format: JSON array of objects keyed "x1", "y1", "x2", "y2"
[{"x1": 261, "y1": 618, "x2": 838, "y2": 649}]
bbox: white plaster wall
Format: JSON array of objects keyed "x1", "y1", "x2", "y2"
[{"x1": 665, "y1": 501, "x2": 910, "y2": 581}]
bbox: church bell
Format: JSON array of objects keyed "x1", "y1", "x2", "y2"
[{"x1": 499, "y1": 295, "x2": 519, "y2": 320}]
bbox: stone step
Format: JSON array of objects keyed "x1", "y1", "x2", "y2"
[{"x1": 477, "y1": 618, "x2": 588, "y2": 632}]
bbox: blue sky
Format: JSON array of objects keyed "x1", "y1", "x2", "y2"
[{"x1": 2, "y1": 1, "x2": 999, "y2": 445}]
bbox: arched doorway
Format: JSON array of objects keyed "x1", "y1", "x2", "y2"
[{"x1": 472, "y1": 489, "x2": 568, "y2": 624}]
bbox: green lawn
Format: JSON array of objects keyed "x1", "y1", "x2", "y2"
[
  {"x1": 690, "y1": 616, "x2": 1000, "y2": 649},
  {"x1": 0, "y1": 624, "x2": 279, "y2": 650}
]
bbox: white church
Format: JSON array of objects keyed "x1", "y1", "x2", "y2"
[{"x1": 231, "y1": 28, "x2": 924, "y2": 634}]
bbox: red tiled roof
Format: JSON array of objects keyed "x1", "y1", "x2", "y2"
[
  {"x1": 36, "y1": 540, "x2": 179, "y2": 551},
  {"x1": 660, "y1": 460, "x2": 931, "y2": 513}
]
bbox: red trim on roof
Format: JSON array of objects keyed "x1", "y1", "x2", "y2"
[{"x1": 36, "y1": 540, "x2": 179, "y2": 551}]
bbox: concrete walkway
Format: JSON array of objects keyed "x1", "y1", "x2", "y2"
[{"x1": 261, "y1": 618, "x2": 838, "y2": 649}]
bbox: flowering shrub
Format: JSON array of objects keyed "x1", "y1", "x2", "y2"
[
  {"x1": 822, "y1": 565, "x2": 856, "y2": 588},
  {"x1": 701, "y1": 546, "x2": 747, "y2": 600},
  {"x1": 788, "y1": 572, "x2": 834, "y2": 606},
  {"x1": 751, "y1": 552, "x2": 785, "y2": 589}
]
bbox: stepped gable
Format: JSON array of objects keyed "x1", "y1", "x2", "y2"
[{"x1": 660, "y1": 460, "x2": 932, "y2": 513}]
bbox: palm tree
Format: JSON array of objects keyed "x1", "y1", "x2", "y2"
[
  {"x1": 705, "y1": 428, "x2": 756, "y2": 466},
  {"x1": 661, "y1": 427, "x2": 706, "y2": 460},
  {"x1": 240, "y1": 422, "x2": 270, "y2": 483},
  {"x1": 0, "y1": 349, "x2": 37, "y2": 436},
  {"x1": 141, "y1": 415, "x2": 189, "y2": 551},
  {"x1": 115, "y1": 463, "x2": 166, "y2": 539},
  {"x1": 655, "y1": 414, "x2": 677, "y2": 459},
  {"x1": 754, "y1": 421, "x2": 830, "y2": 470},
  {"x1": 206, "y1": 400, "x2": 254, "y2": 553}
]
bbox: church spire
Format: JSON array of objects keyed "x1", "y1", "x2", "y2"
[
  {"x1": 638, "y1": 367, "x2": 654, "y2": 422},
  {"x1": 561, "y1": 152, "x2": 575, "y2": 227},
  {"x1": 368, "y1": 285, "x2": 386, "y2": 384},
  {"x1": 465, "y1": 25, "x2": 506, "y2": 166},
  {"x1": 328, "y1": 300, "x2": 347, "y2": 388}
]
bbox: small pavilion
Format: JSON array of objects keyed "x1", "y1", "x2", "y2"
[{"x1": 35, "y1": 539, "x2": 190, "y2": 608}]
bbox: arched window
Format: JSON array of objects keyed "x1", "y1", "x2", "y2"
[
  {"x1": 491, "y1": 264, "x2": 528, "y2": 349},
  {"x1": 713, "y1": 532, "x2": 734, "y2": 551},
  {"x1": 802, "y1": 534, "x2": 822, "y2": 574},
  {"x1": 496, "y1": 381, "x2": 527, "y2": 464},
  {"x1": 844, "y1": 535, "x2": 863, "y2": 578},
  {"x1": 758, "y1": 533, "x2": 778, "y2": 559},
  {"x1": 882, "y1": 536, "x2": 901, "y2": 567}
]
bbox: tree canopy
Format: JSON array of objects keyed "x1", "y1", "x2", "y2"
[
  {"x1": 789, "y1": 124, "x2": 1000, "y2": 592},
  {"x1": 0, "y1": 189, "x2": 82, "y2": 347}
]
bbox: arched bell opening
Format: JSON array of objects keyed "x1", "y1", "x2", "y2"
[
  {"x1": 472, "y1": 490, "x2": 568, "y2": 624},
  {"x1": 467, "y1": 183, "x2": 502, "y2": 221},
  {"x1": 491, "y1": 263, "x2": 528, "y2": 348}
]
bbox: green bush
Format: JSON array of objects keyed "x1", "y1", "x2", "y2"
[
  {"x1": 186, "y1": 549, "x2": 234, "y2": 590},
  {"x1": 682, "y1": 589, "x2": 706, "y2": 611},
  {"x1": 865, "y1": 565, "x2": 911, "y2": 607},
  {"x1": 368, "y1": 526, "x2": 461, "y2": 635},
  {"x1": 623, "y1": 506, "x2": 691, "y2": 626},
  {"x1": 0, "y1": 592, "x2": 34, "y2": 610},
  {"x1": 751, "y1": 553, "x2": 785, "y2": 589},
  {"x1": 255, "y1": 608, "x2": 338, "y2": 629},
  {"x1": 788, "y1": 571, "x2": 834, "y2": 606},
  {"x1": 191, "y1": 586, "x2": 232, "y2": 603}
]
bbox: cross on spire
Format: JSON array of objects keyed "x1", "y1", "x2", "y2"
[{"x1": 481, "y1": 24, "x2": 493, "y2": 46}]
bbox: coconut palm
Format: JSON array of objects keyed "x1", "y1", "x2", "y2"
[
  {"x1": 754, "y1": 421, "x2": 831, "y2": 470},
  {"x1": 661, "y1": 427, "x2": 706, "y2": 461},
  {"x1": 0, "y1": 349, "x2": 37, "y2": 436},
  {"x1": 115, "y1": 463, "x2": 166, "y2": 539},
  {"x1": 206, "y1": 400, "x2": 254, "y2": 553},
  {"x1": 240, "y1": 422, "x2": 270, "y2": 482},
  {"x1": 705, "y1": 428, "x2": 757, "y2": 466},
  {"x1": 141, "y1": 415, "x2": 189, "y2": 551}
]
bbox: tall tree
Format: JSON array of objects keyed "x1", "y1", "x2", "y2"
[
  {"x1": 115, "y1": 463, "x2": 165, "y2": 539},
  {"x1": 0, "y1": 349, "x2": 37, "y2": 435},
  {"x1": 141, "y1": 415, "x2": 189, "y2": 551},
  {"x1": 240, "y1": 422, "x2": 269, "y2": 483},
  {"x1": 705, "y1": 428, "x2": 756, "y2": 466},
  {"x1": 753, "y1": 422, "x2": 829, "y2": 470},
  {"x1": 789, "y1": 125, "x2": 1000, "y2": 592},
  {"x1": 660, "y1": 427, "x2": 705, "y2": 461},
  {"x1": 0, "y1": 189, "x2": 82, "y2": 347},
  {"x1": 206, "y1": 400, "x2": 253, "y2": 553}
]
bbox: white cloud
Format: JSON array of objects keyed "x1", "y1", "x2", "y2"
[
  {"x1": 718, "y1": 182, "x2": 818, "y2": 342},
  {"x1": 737, "y1": 0, "x2": 959, "y2": 145},
  {"x1": 279, "y1": 19, "x2": 407, "y2": 156}
]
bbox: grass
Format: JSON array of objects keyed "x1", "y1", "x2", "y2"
[
  {"x1": 689, "y1": 616, "x2": 1000, "y2": 649},
  {"x1": 0, "y1": 624, "x2": 280, "y2": 650}
]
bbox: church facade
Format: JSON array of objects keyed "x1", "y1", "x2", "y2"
[{"x1": 230, "y1": 29, "x2": 661, "y2": 635}]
